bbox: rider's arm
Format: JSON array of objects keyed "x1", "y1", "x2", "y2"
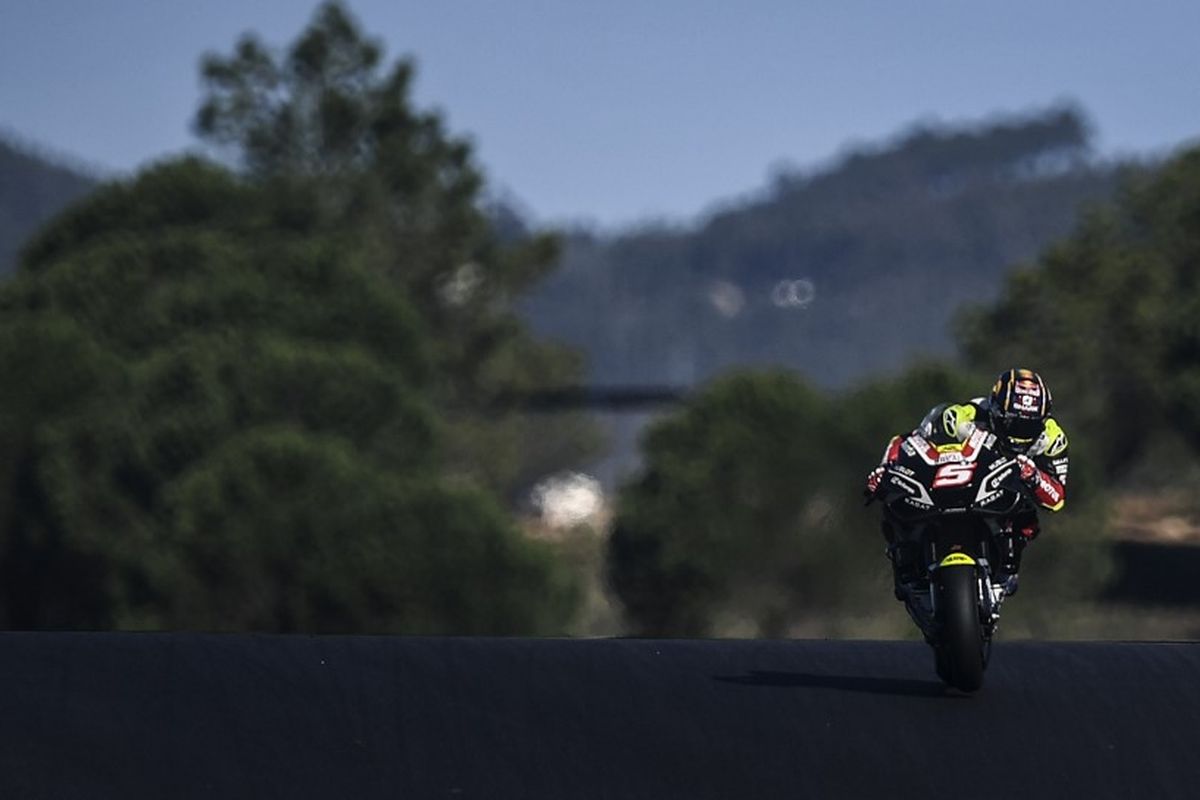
[
  {"x1": 865, "y1": 434, "x2": 905, "y2": 496},
  {"x1": 1021, "y1": 418, "x2": 1069, "y2": 512},
  {"x1": 1019, "y1": 455, "x2": 1066, "y2": 511},
  {"x1": 880, "y1": 435, "x2": 904, "y2": 465}
]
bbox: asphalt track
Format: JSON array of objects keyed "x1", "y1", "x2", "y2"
[{"x1": 1, "y1": 634, "x2": 1197, "y2": 799}]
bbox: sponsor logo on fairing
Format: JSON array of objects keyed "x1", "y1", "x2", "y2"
[
  {"x1": 905, "y1": 435, "x2": 940, "y2": 465},
  {"x1": 989, "y1": 467, "x2": 1015, "y2": 489},
  {"x1": 974, "y1": 459, "x2": 1018, "y2": 505},
  {"x1": 888, "y1": 472, "x2": 934, "y2": 506}
]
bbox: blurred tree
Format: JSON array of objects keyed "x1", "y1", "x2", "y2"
[
  {"x1": 961, "y1": 146, "x2": 1200, "y2": 480},
  {"x1": 0, "y1": 133, "x2": 580, "y2": 630},
  {"x1": 608, "y1": 359, "x2": 1115, "y2": 636},
  {"x1": 609, "y1": 372, "x2": 848, "y2": 636},
  {"x1": 192, "y1": 1, "x2": 601, "y2": 498}
]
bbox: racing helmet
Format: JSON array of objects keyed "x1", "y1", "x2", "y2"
[{"x1": 988, "y1": 368, "x2": 1051, "y2": 448}]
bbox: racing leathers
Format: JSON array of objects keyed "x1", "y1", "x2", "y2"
[{"x1": 867, "y1": 397, "x2": 1069, "y2": 595}]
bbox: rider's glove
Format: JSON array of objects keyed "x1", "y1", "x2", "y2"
[
  {"x1": 1015, "y1": 454, "x2": 1039, "y2": 485},
  {"x1": 865, "y1": 465, "x2": 887, "y2": 497}
]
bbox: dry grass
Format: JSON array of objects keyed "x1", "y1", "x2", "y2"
[{"x1": 1111, "y1": 489, "x2": 1200, "y2": 545}]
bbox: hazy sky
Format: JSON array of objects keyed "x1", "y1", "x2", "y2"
[{"x1": 2, "y1": 1, "x2": 1199, "y2": 228}]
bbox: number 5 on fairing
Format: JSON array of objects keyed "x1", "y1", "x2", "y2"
[{"x1": 932, "y1": 463, "x2": 977, "y2": 489}]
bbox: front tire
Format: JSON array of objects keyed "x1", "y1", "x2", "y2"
[{"x1": 933, "y1": 565, "x2": 985, "y2": 692}]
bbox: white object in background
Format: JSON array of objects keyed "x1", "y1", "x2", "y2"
[{"x1": 531, "y1": 472, "x2": 605, "y2": 529}]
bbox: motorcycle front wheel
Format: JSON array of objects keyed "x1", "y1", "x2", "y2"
[{"x1": 933, "y1": 565, "x2": 985, "y2": 692}]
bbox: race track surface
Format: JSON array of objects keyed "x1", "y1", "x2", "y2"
[{"x1": 1, "y1": 633, "x2": 1197, "y2": 799}]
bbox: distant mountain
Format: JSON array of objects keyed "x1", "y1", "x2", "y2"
[
  {"x1": 0, "y1": 135, "x2": 97, "y2": 275},
  {"x1": 522, "y1": 107, "x2": 1131, "y2": 392},
  {"x1": 518, "y1": 107, "x2": 1136, "y2": 483}
]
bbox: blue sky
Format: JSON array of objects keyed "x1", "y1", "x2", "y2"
[{"x1": 2, "y1": 1, "x2": 1199, "y2": 228}]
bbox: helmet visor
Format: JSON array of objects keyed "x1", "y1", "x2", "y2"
[{"x1": 999, "y1": 413, "x2": 1043, "y2": 442}]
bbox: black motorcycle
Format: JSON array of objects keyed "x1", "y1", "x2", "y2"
[{"x1": 868, "y1": 427, "x2": 1034, "y2": 692}]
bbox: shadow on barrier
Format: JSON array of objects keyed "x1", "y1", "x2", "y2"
[{"x1": 713, "y1": 670, "x2": 961, "y2": 699}]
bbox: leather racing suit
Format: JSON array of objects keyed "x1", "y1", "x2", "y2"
[{"x1": 870, "y1": 397, "x2": 1069, "y2": 594}]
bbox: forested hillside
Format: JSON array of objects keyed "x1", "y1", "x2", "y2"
[
  {"x1": 608, "y1": 143, "x2": 1200, "y2": 639},
  {"x1": 0, "y1": 137, "x2": 95, "y2": 275},
  {"x1": 523, "y1": 108, "x2": 1130, "y2": 391}
]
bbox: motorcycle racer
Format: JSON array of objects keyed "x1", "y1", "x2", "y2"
[{"x1": 865, "y1": 368, "x2": 1069, "y2": 598}]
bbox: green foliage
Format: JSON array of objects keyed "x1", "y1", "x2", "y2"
[
  {"x1": 609, "y1": 359, "x2": 1118, "y2": 636},
  {"x1": 962, "y1": 147, "x2": 1200, "y2": 480},
  {"x1": 610, "y1": 373, "x2": 826, "y2": 635},
  {"x1": 608, "y1": 366, "x2": 962, "y2": 635},
  {"x1": 609, "y1": 367, "x2": 982, "y2": 636},
  {"x1": 159, "y1": 428, "x2": 576, "y2": 634},
  {"x1": 0, "y1": 4, "x2": 593, "y2": 633},
  {"x1": 610, "y1": 144, "x2": 1200, "y2": 637},
  {"x1": 192, "y1": 2, "x2": 599, "y2": 497}
]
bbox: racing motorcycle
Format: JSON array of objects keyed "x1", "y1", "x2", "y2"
[{"x1": 867, "y1": 426, "x2": 1035, "y2": 692}]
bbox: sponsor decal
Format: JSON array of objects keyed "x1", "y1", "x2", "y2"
[
  {"x1": 975, "y1": 459, "x2": 1018, "y2": 504},
  {"x1": 1036, "y1": 476, "x2": 1062, "y2": 502},
  {"x1": 889, "y1": 473, "x2": 934, "y2": 506},
  {"x1": 1047, "y1": 435, "x2": 1068, "y2": 457},
  {"x1": 989, "y1": 467, "x2": 1015, "y2": 489},
  {"x1": 941, "y1": 409, "x2": 958, "y2": 438},
  {"x1": 975, "y1": 490, "x2": 1003, "y2": 506},
  {"x1": 905, "y1": 435, "x2": 939, "y2": 465}
]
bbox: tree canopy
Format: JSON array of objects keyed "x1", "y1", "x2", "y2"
[
  {"x1": 607, "y1": 365, "x2": 985, "y2": 636},
  {"x1": 0, "y1": 5, "x2": 589, "y2": 633},
  {"x1": 191, "y1": 3, "x2": 600, "y2": 500},
  {"x1": 962, "y1": 147, "x2": 1200, "y2": 480}
]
